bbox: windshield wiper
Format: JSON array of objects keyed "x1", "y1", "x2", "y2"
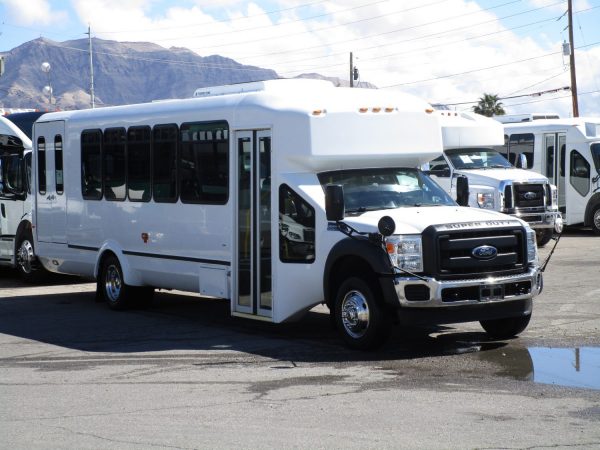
[{"x1": 346, "y1": 206, "x2": 397, "y2": 214}]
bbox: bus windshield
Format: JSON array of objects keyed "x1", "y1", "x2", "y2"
[
  {"x1": 318, "y1": 168, "x2": 455, "y2": 215},
  {"x1": 446, "y1": 147, "x2": 512, "y2": 170}
]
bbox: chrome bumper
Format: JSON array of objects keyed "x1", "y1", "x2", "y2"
[
  {"x1": 508, "y1": 210, "x2": 561, "y2": 229},
  {"x1": 393, "y1": 267, "x2": 543, "y2": 308}
]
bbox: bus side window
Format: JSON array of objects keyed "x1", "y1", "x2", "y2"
[
  {"x1": 508, "y1": 133, "x2": 534, "y2": 168},
  {"x1": 279, "y1": 184, "x2": 315, "y2": 264},
  {"x1": 570, "y1": 150, "x2": 590, "y2": 196},
  {"x1": 81, "y1": 130, "x2": 103, "y2": 200},
  {"x1": 153, "y1": 124, "x2": 178, "y2": 203},
  {"x1": 38, "y1": 136, "x2": 46, "y2": 195},
  {"x1": 492, "y1": 134, "x2": 509, "y2": 161},
  {"x1": 55, "y1": 135, "x2": 64, "y2": 195},
  {"x1": 127, "y1": 126, "x2": 151, "y2": 202}
]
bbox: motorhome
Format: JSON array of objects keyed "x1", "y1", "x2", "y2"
[
  {"x1": 497, "y1": 118, "x2": 600, "y2": 234},
  {"x1": 427, "y1": 111, "x2": 561, "y2": 246},
  {"x1": 0, "y1": 115, "x2": 39, "y2": 279},
  {"x1": 32, "y1": 79, "x2": 542, "y2": 349}
]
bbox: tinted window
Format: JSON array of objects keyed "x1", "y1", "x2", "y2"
[
  {"x1": 81, "y1": 130, "x2": 103, "y2": 200},
  {"x1": 103, "y1": 128, "x2": 126, "y2": 201},
  {"x1": 127, "y1": 126, "x2": 151, "y2": 202},
  {"x1": 428, "y1": 155, "x2": 450, "y2": 176},
  {"x1": 180, "y1": 121, "x2": 229, "y2": 204},
  {"x1": 570, "y1": 150, "x2": 590, "y2": 196},
  {"x1": 55, "y1": 135, "x2": 64, "y2": 195},
  {"x1": 37, "y1": 137, "x2": 46, "y2": 195},
  {"x1": 153, "y1": 124, "x2": 178, "y2": 203},
  {"x1": 279, "y1": 184, "x2": 315, "y2": 263},
  {"x1": 508, "y1": 133, "x2": 534, "y2": 169},
  {"x1": 591, "y1": 143, "x2": 600, "y2": 172}
]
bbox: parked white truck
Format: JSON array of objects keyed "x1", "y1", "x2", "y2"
[
  {"x1": 0, "y1": 115, "x2": 38, "y2": 279},
  {"x1": 426, "y1": 110, "x2": 562, "y2": 246},
  {"x1": 31, "y1": 80, "x2": 543, "y2": 349}
]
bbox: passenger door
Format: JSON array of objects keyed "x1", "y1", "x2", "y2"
[
  {"x1": 35, "y1": 121, "x2": 67, "y2": 244},
  {"x1": 233, "y1": 130, "x2": 272, "y2": 319},
  {"x1": 543, "y1": 132, "x2": 567, "y2": 211}
]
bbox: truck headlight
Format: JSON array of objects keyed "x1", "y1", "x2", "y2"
[
  {"x1": 477, "y1": 192, "x2": 495, "y2": 209},
  {"x1": 526, "y1": 228, "x2": 538, "y2": 265},
  {"x1": 385, "y1": 235, "x2": 423, "y2": 272}
]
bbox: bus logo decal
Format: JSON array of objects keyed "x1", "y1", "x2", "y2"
[{"x1": 472, "y1": 245, "x2": 498, "y2": 260}]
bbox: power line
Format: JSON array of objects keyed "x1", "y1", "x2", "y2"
[{"x1": 442, "y1": 86, "x2": 571, "y2": 106}]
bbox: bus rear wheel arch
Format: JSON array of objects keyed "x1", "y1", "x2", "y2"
[{"x1": 98, "y1": 253, "x2": 154, "y2": 310}]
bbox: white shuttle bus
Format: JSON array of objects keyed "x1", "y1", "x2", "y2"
[
  {"x1": 0, "y1": 115, "x2": 38, "y2": 279},
  {"x1": 497, "y1": 118, "x2": 600, "y2": 234},
  {"x1": 32, "y1": 79, "x2": 542, "y2": 349},
  {"x1": 427, "y1": 111, "x2": 561, "y2": 246}
]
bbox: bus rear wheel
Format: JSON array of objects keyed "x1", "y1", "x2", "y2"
[
  {"x1": 99, "y1": 255, "x2": 134, "y2": 310},
  {"x1": 334, "y1": 277, "x2": 391, "y2": 350}
]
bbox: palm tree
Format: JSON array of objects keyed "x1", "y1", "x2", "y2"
[{"x1": 473, "y1": 93, "x2": 505, "y2": 117}]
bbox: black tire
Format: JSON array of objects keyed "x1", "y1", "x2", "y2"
[
  {"x1": 592, "y1": 205, "x2": 600, "y2": 236},
  {"x1": 98, "y1": 255, "x2": 135, "y2": 310},
  {"x1": 132, "y1": 286, "x2": 155, "y2": 309},
  {"x1": 15, "y1": 229, "x2": 43, "y2": 283},
  {"x1": 535, "y1": 229, "x2": 553, "y2": 247},
  {"x1": 334, "y1": 277, "x2": 392, "y2": 350},
  {"x1": 480, "y1": 313, "x2": 531, "y2": 340}
]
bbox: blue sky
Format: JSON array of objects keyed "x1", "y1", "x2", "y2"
[{"x1": 1, "y1": 0, "x2": 599, "y2": 116}]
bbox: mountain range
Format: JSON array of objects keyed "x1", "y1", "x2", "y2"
[{"x1": 0, "y1": 38, "x2": 367, "y2": 111}]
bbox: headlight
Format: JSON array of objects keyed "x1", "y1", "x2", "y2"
[
  {"x1": 385, "y1": 235, "x2": 423, "y2": 272},
  {"x1": 477, "y1": 192, "x2": 495, "y2": 209},
  {"x1": 526, "y1": 228, "x2": 538, "y2": 265}
]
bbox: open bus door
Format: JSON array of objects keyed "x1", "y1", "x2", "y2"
[{"x1": 234, "y1": 130, "x2": 273, "y2": 320}]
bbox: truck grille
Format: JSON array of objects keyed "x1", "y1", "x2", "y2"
[
  {"x1": 423, "y1": 222, "x2": 527, "y2": 280},
  {"x1": 508, "y1": 183, "x2": 546, "y2": 208}
]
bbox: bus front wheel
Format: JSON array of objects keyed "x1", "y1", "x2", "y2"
[
  {"x1": 16, "y1": 230, "x2": 42, "y2": 283},
  {"x1": 334, "y1": 277, "x2": 391, "y2": 350},
  {"x1": 592, "y1": 205, "x2": 600, "y2": 236}
]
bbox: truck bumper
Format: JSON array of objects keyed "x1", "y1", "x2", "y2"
[
  {"x1": 509, "y1": 210, "x2": 561, "y2": 230},
  {"x1": 384, "y1": 267, "x2": 542, "y2": 325}
]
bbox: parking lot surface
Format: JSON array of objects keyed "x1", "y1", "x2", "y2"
[{"x1": 1, "y1": 228, "x2": 599, "y2": 449}]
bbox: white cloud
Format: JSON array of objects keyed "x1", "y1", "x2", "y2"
[
  {"x1": 3, "y1": 0, "x2": 68, "y2": 26},
  {"x1": 67, "y1": 0, "x2": 599, "y2": 117}
]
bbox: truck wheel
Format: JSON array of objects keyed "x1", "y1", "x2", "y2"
[
  {"x1": 16, "y1": 230, "x2": 42, "y2": 283},
  {"x1": 480, "y1": 313, "x2": 531, "y2": 340},
  {"x1": 334, "y1": 277, "x2": 391, "y2": 350},
  {"x1": 535, "y1": 229, "x2": 553, "y2": 247},
  {"x1": 592, "y1": 205, "x2": 600, "y2": 236},
  {"x1": 99, "y1": 255, "x2": 134, "y2": 310}
]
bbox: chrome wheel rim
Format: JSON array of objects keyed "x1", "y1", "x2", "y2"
[
  {"x1": 594, "y1": 209, "x2": 600, "y2": 231},
  {"x1": 105, "y1": 264, "x2": 122, "y2": 303},
  {"x1": 340, "y1": 289, "x2": 370, "y2": 339},
  {"x1": 17, "y1": 240, "x2": 34, "y2": 274}
]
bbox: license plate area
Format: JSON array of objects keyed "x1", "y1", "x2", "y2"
[{"x1": 479, "y1": 284, "x2": 504, "y2": 301}]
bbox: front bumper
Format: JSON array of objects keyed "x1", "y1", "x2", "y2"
[
  {"x1": 392, "y1": 266, "x2": 542, "y2": 308},
  {"x1": 507, "y1": 210, "x2": 561, "y2": 230}
]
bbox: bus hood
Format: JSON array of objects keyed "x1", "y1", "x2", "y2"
[
  {"x1": 341, "y1": 205, "x2": 526, "y2": 235},
  {"x1": 456, "y1": 168, "x2": 548, "y2": 184}
]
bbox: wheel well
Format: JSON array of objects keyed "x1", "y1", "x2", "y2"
[
  {"x1": 13, "y1": 220, "x2": 33, "y2": 253},
  {"x1": 96, "y1": 250, "x2": 118, "y2": 280},
  {"x1": 584, "y1": 194, "x2": 600, "y2": 226},
  {"x1": 326, "y1": 256, "x2": 380, "y2": 310}
]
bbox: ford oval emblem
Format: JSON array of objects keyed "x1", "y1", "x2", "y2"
[
  {"x1": 472, "y1": 245, "x2": 498, "y2": 260},
  {"x1": 523, "y1": 191, "x2": 537, "y2": 200}
]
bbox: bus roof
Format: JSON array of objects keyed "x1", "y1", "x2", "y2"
[
  {"x1": 500, "y1": 117, "x2": 600, "y2": 140},
  {"x1": 36, "y1": 79, "x2": 444, "y2": 171},
  {"x1": 436, "y1": 110, "x2": 504, "y2": 148}
]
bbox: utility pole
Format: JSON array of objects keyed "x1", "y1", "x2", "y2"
[
  {"x1": 87, "y1": 25, "x2": 96, "y2": 109},
  {"x1": 349, "y1": 52, "x2": 354, "y2": 88},
  {"x1": 567, "y1": 0, "x2": 579, "y2": 117}
]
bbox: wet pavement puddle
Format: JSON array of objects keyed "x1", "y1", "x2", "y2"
[
  {"x1": 528, "y1": 347, "x2": 600, "y2": 390},
  {"x1": 475, "y1": 345, "x2": 600, "y2": 390}
]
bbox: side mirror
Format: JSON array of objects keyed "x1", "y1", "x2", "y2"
[
  {"x1": 325, "y1": 184, "x2": 345, "y2": 221},
  {"x1": 518, "y1": 153, "x2": 528, "y2": 169},
  {"x1": 456, "y1": 175, "x2": 469, "y2": 206},
  {"x1": 378, "y1": 216, "x2": 396, "y2": 237}
]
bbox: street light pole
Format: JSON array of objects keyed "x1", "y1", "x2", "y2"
[{"x1": 41, "y1": 61, "x2": 53, "y2": 106}]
